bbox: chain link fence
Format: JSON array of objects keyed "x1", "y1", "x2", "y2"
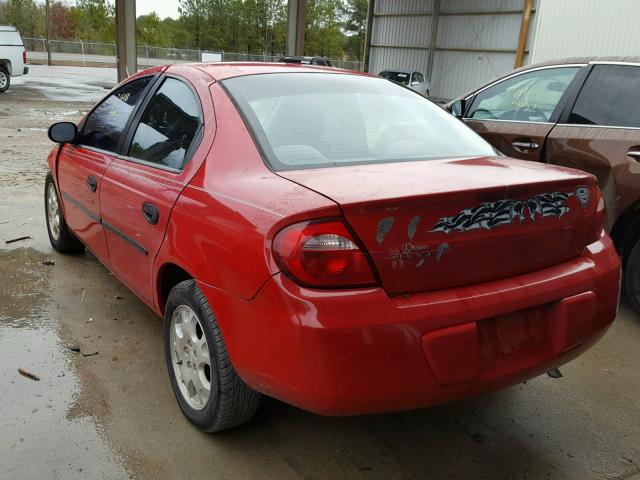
[{"x1": 23, "y1": 37, "x2": 363, "y2": 71}]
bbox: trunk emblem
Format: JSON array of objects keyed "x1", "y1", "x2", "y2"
[
  {"x1": 575, "y1": 186, "x2": 590, "y2": 209},
  {"x1": 431, "y1": 190, "x2": 578, "y2": 234}
]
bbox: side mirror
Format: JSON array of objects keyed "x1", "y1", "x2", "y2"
[
  {"x1": 450, "y1": 98, "x2": 466, "y2": 118},
  {"x1": 48, "y1": 122, "x2": 78, "y2": 144}
]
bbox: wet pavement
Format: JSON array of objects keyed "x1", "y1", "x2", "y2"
[{"x1": 1, "y1": 66, "x2": 640, "y2": 480}]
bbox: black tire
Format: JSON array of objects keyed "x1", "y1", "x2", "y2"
[
  {"x1": 0, "y1": 66, "x2": 9, "y2": 93},
  {"x1": 164, "y1": 279, "x2": 261, "y2": 432},
  {"x1": 625, "y1": 238, "x2": 640, "y2": 315},
  {"x1": 44, "y1": 173, "x2": 85, "y2": 253}
]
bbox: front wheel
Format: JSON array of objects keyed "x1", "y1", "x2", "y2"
[
  {"x1": 45, "y1": 173, "x2": 84, "y2": 253},
  {"x1": 0, "y1": 66, "x2": 9, "y2": 93},
  {"x1": 164, "y1": 279, "x2": 261, "y2": 432}
]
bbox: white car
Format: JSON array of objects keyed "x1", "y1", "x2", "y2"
[
  {"x1": 379, "y1": 70, "x2": 430, "y2": 97},
  {"x1": 0, "y1": 25, "x2": 28, "y2": 93}
]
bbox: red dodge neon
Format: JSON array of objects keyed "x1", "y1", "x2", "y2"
[{"x1": 44, "y1": 63, "x2": 621, "y2": 432}]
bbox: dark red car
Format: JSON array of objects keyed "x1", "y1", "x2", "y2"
[{"x1": 45, "y1": 63, "x2": 620, "y2": 432}]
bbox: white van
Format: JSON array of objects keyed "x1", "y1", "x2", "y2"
[{"x1": 0, "y1": 25, "x2": 28, "y2": 93}]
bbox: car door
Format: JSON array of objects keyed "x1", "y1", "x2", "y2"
[
  {"x1": 461, "y1": 65, "x2": 585, "y2": 161},
  {"x1": 56, "y1": 75, "x2": 155, "y2": 263},
  {"x1": 99, "y1": 71, "x2": 208, "y2": 307},
  {"x1": 544, "y1": 63, "x2": 640, "y2": 232}
]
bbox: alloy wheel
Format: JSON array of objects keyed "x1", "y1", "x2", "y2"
[
  {"x1": 47, "y1": 182, "x2": 61, "y2": 241},
  {"x1": 170, "y1": 305, "x2": 212, "y2": 410}
]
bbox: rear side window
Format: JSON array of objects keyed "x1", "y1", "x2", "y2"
[
  {"x1": 128, "y1": 78, "x2": 202, "y2": 170},
  {"x1": 79, "y1": 76, "x2": 152, "y2": 152},
  {"x1": 568, "y1": 64, "x2": 640, "y2": 128},
  {"x1": 223, "y1": 73, "x2": 496, "y2": 171},
  {"x1": 467, "y1": 67, "x2": 581, "y2": 122}
]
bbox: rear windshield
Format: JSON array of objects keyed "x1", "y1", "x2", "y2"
[{"x1": 223, "y1": 73, "x2": 497, "y2": 171}]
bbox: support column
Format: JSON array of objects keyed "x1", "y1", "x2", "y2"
[
  {"x1": 115, "y1": 0, "x2": 137, "y2": 82},
  {"x1": 363, "y1": 0, "x2": 375, "y2": 72},
  {"x1": 286, "y1": 0, "x2": 307, "y2": 56},
  {"x1": 426, "y1": 0, "x2": 440, "y2": 82},
  {"x1": 514, "y1": 0, "x2": 533, "y2": 69}
]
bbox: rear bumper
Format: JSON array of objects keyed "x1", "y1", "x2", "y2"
[{"x1": 199, "y1": 234, "x2": 620, "y2": 416}]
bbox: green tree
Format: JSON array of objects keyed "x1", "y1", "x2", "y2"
[
  {"x1": 0, "y1": 0, "x2": 44, "y2": 38},
  {"x1": 137, "y1": 12, "x2": 169, "y2": 47},
  {"x1": 70, "y1": 0, "x2": 115, "y2": 41},
  {"x1": 341, "y1": 0, "x2": 367, "y2": 59},
  {"x1": 305, "y1": 0, "x2": 344, "y2": 58}
]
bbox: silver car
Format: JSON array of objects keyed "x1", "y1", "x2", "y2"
[{"x1": 379, "y1": 70, "x2": 431, "y2": 97}]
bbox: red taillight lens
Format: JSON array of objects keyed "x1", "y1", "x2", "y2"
[
  {"x1": 23, "y1": 50, "x2": 26, "y2": 64},
  {"x1": 273, "y1": 219, "x2": 378, "y2": 288}
]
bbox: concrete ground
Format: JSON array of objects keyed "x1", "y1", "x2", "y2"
[{"x1": 1, "y1": 65, "x2": 639, "y2": 480}]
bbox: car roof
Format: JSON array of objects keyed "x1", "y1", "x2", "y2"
[
  {"x1": 0, "y1": 25, "x2": 18, "y2": 32},
  {"x1": 456, "y1": 56, "x2": 640, "y2": 100},
  {"x1": 160, "y1": 62, "x2": 369, "y2": 81}
]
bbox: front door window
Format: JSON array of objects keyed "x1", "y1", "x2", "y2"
[{"x1": 466, "y1": 67, "x2": 581, "y2": 123}]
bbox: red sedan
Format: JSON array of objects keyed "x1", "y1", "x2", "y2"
[{"x1": 44, "y1": 63, "x2": 621, "y2": 432}]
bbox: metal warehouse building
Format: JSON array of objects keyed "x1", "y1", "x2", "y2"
[{"x1": 364, "y1": 0, "x2": 640, "y2": 100}]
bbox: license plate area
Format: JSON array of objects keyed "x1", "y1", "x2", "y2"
[{"x1": 477, "y1": 304, "x2": 553, "y2": 376}]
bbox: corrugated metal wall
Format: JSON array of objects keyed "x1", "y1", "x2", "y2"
[
  {"x1": 529, "y1": 0, "x2": 640, "y2": 63},
  {"x1": 368, "y1": 0, "x2": 537, "y2": 100}
]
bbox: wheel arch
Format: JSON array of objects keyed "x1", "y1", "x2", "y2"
[
  {"x1": 156, "y1": 262, "x2": 196, "y2": 314},
  {"x1": 611, "y1": 198, "x2": 640, "y2": 263},
  {"x1": 0, "y1": 59, "x2": 12, "y2": 75}
]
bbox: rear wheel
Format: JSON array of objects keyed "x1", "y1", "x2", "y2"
[
  {"x1": 45, "y1": 173, "x2": 84, "y2": 253},
  {"x1": 164, "y1": 279, "x2": 261, "y2": 432},
  {"x1": 0, "y1": 66, "x2": 9, "y2": 93},
  {"x1": 625, "y1": 238, "x2": 640, "y2": 315}
]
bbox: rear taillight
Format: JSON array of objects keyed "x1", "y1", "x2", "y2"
[
  {"x1": 588, "y1": 188, "x2": 606, "y2": 244},
  {"x1": 22, "y1": 50, "x2": 26, "y2": 64},
  {"x1": 273, "y1": 219, "x2": 378, "y2": 288}
]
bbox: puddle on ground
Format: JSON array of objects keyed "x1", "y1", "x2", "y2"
[{"x1": 0, "y1": 248, "x2": 130, "y2": 479}]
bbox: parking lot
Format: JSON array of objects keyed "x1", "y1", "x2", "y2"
[{"x1": 1, "y1": 66, "x2": 640, "y2": 480}]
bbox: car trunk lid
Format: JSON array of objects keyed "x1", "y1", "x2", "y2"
[{"x1": 278, "y1": 157, "x2": 599, "y2": 294}]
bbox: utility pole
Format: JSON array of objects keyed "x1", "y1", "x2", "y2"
[{"x1": 45, "y1": 0, "x2": 51, "y2": 66}]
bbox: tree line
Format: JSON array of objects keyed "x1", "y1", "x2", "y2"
[{"x1": 0, "y1": 0, "x2": 368, "y2": 60}]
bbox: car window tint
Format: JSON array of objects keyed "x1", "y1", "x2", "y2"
[
  {"x1": 223, "y1": 73, "x2": 497, "y2": 171},
  {"x1": 467, "y1": 67, "x2": 581, "y2": 122},
  {"x1": 78, "y1": 76, "x2": 151, "y2": 152},
  {"x1": 128, "y1": 78, "x2": 201, "y2": 170},
  {"x1": 568, "y1": 65, "x2": 640, "y2": 128}
]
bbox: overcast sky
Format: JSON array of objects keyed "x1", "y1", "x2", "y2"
[{"x1": 135, "y1": 0, "x2": 180, "y2": 19}]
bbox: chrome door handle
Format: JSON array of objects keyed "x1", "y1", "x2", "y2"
[
  {"x1": 627, "y1": 151, "x2": 640, "y2": 160},
  {"x1": 512, "y1": 141, "x2": 539, "y2": 150}
]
